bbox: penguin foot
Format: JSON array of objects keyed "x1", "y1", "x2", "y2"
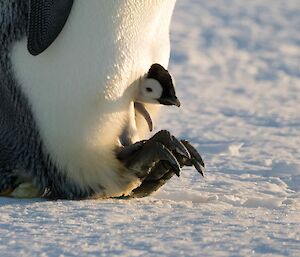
[
  {"x1": 10, "y1": 182, "x2": 40, "y2": 198},
  {"x1": 117, "y1": 130, "x2": 205, "y2": 198}
]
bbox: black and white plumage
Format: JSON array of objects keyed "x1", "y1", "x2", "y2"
[
  {"x1": 134, "y1": 63, "x2": 181, "y2": 132},
  {"x1": 0, "y1": 0, "x2": 204, "y2": 199},
  {"x1": 137, "y1": 63, "x2": 180, "y2": 107}
]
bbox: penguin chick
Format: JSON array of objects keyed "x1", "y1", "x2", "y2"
[
  {"x1": 135, "y1": 63, "x2": 181, "y2": 132},
  {"x1": 137, "y1": 63, "x2": 181, "y2": 107},
  {"x1": 120, "y1": 64, "x2": 180, "y2": 146}
]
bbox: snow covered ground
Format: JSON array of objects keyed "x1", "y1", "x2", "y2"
[{"x1": 1, "y1": 0, "x2": 300, "y2": 256}]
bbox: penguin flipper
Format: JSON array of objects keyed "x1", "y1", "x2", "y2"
[
  {"x1": 27, "y1": 0, "x2": 74, "y2": 56},
  {"x1": 134, "y1": 102, "x2": 153, "y2": 132}
]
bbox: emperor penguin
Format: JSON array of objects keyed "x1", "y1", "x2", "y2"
[{"x1": 0, "y1": 0, "x2": 204, "y2": 199}]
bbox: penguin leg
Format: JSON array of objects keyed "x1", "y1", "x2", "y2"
[{"x1": 117, "y1": 130, "x2": 205, "y2": 198}]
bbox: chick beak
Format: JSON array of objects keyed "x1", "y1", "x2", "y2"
[{"x1": 159, "y1": 97, "x2": 181, "y2": 107}]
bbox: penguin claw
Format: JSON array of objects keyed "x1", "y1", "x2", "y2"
[
  {"x1": 171, "y1": 136, "x2": 191, "y2": 159},
  {"x1": 117, "y1": 130, "x2": 205, "y2": 189},
  {"x1": 180, "y1": 140, "x2": 205, "y2": 176}
]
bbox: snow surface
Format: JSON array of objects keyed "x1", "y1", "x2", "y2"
[{"x1": 1, "y1": 0, "x2": 300, "y2": 256}]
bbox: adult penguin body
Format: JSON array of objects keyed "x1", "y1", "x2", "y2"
[{"x1": 0, "y1": 0, "x2": 204, "y2": 199}]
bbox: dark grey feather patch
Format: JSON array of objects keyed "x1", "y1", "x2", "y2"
[{"x1": 27, "y1": 0, "x2": 74, "y2": 55}]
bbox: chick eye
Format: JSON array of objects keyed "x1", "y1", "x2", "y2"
[{"x1": 146, "y1": 87, "x2": 153, "y2": 93}]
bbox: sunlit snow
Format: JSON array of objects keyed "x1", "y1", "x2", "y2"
[{"x1": 1, "y1": 0, "x2": 299, "y2": 256}]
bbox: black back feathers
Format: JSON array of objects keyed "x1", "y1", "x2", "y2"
[{"x1": 27, "y1": 0, "x2": 74, "y2": 56}]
